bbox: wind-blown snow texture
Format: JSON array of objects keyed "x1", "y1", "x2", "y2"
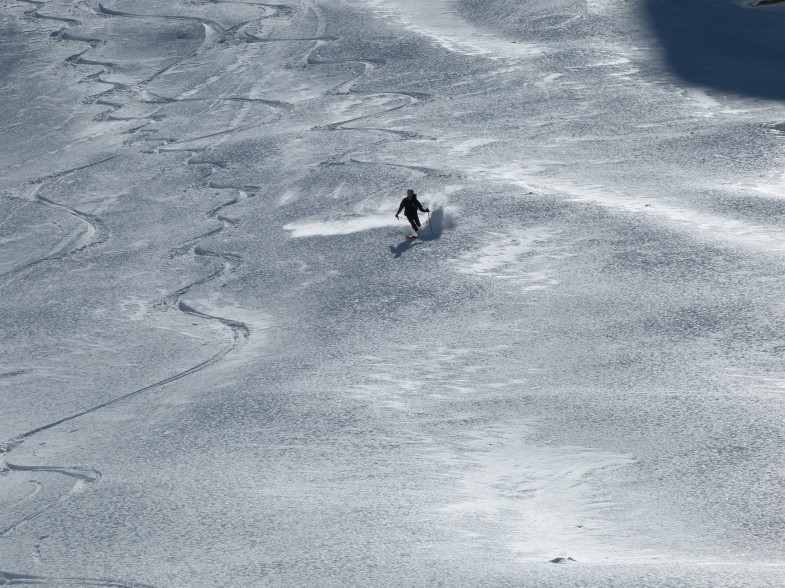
[{"x1": 1, "y1": 0, "x2": 785, "y2": 586}]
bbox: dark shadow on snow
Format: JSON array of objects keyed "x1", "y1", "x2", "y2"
[
  {"x1": 389, "y1": 207, "x2": 452, "y2": 258},
  {"x1": 645, "y1": 0, "x2": 785, "y2": 100},
  {"x1": 389, "y1": 239, "x2": 417, "y2": 258}
]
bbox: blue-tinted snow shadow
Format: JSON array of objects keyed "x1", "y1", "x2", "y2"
[
  {"x1": 389, "y1": 208, "x2": 451, "y2": 258},
  {"x1": 645, "y1": 0, "x2": 785, "y2": 100},
  {"x1": 389, "y1": 239, "x2": 417, "y2": 258}
]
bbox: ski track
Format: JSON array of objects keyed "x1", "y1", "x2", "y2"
[
  {"x1": 0, "y1": 569, "x2": 156, "y2": 588},
  {"x1": 60, "y1": 1, "x2": 295, "y2": 127},
  {"x1": 95, "y1": 1, "x2": 227, "y2": 32},
  {"x1": 19, "y1": 0, "x2": 80, "y2": 25},
  {"x1": 0, "y1": 159, "x2": 117, "y2": 285},
  {"x1": 0, "y1": 1, "x2": 276, "y2": 582},
  {"x1": 2, "y1": 0, "x2": 445, "y2": 581},
  {"x1": 290, "y1": 7, "x2": 449, "y2": 198}
]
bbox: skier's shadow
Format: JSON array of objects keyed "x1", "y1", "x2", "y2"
[
  {"x1": 389, "y1": 208, "x2": 448, "y2": 258},
  {"x1": 389, "y1": 239, "x2": 418, "y2": 258}
]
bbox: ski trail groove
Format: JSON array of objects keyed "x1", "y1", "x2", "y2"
[
  {"x1": 0, "y1": 193, "x2": 250, "y2": 548},
  {"x1": 0, "y1": 465, "x2": 102, "y2": 538},
  {"x1": 0, "y1": 158, "x2": 116, "y2": 282},
  {"x1": 143, "y1": 89, "x2": 292, "y2": 112},
  {"x1": 48, "y1": 1, "x2": 298, "y2": 134},
  {"x1": 96, "y1": 2, "x2": 226, "y2": 33},
  {"x1": 292, "y1": 25, "x2": 446, "y2": 180},
  {"x1": 0, "y1": 370, "x2": 31, "y2": 379},
  {"x1": 0, "y1": 570, "x2": 156, "y2": 587},
  {"x1": 19, "y1": 0, "x2": 80, "y2": 25},
  {"x1": 0, "y1": 4, "x2": 270, "y2": 578}
]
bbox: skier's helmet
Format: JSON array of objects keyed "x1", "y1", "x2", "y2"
[{"x1": 407, "y1": 189, "x2": 415, "y2": 197}]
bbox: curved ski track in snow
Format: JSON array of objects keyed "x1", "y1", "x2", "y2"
[
  {"x1": 281, "y1": 2, "x2": 443, "y2": 178},
  {"x1": 0, "y1": 570, "x2": 156, "y2": 588},
  {"x1": 0, "y1": 2, "x2": 287, "y2": 583},
  {"x1": 0, "y1": 465, "x2": 101, "y2": 539},
  {"x1": 19, "y1": 0, "x2": 79, "y2": 25},
  {"x1": 0, "y1": 160, "x2": 116, "y2": 283},
  {"x1": 54, "y1": 1, "x2": 296, "y2": 128}
]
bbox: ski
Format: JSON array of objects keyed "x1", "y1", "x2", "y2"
[{"x1": 405, "y1": 235, "x2": 418, "y2": 240}]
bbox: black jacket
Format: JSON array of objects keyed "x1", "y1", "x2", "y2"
[{"x1": 397, "y1": 196, "x2": 427, "y2": 217}]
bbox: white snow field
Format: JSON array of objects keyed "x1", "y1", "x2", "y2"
[{"x1": 2, "y1": 0, "x2": 785, "y2": 585}]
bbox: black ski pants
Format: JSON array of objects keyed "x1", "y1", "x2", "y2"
[{"x1": 405, "y1": 213, "x2": 421, "y2": 233}]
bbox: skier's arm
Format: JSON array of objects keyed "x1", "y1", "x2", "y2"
[
  {"x1": 395, "y1": 199, "x2": 405, "y2": 217},
  {"x1": 417, "y1": 200, "x2": 430, "y2": 213}
]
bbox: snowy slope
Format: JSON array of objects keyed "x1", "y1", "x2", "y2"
[{"x1": 2, "y1": 0, "x2": 785, "y2": 586}]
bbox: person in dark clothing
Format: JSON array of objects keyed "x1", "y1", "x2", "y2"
[{"x1": 395, "y1": 189, "x2": 430, "y2": 234}]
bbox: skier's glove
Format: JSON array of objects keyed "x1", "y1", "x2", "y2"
[{"x1": 395, "y1": 215, "x2": 399, "y2": 219}]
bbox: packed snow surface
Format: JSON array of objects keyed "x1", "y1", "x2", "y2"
[{"x1": 2, "y1": 0, "x2": 785, "y2": 586}]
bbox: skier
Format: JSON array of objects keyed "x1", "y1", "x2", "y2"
[{"x1": 395, "y1": 189, "x2": 430, "y2": 235}]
